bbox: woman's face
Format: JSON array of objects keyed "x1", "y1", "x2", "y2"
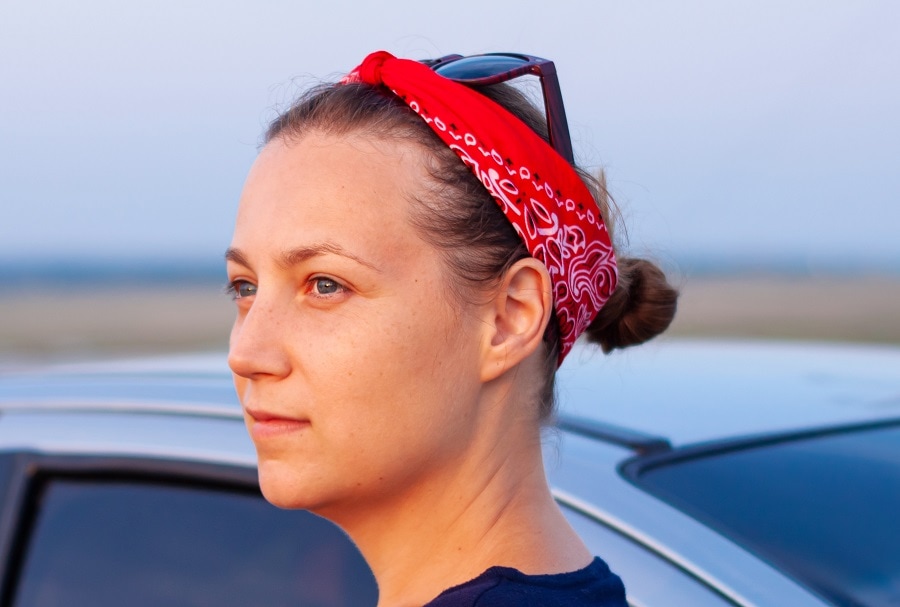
[{"x1": 227, "y1": 132, "x2": 490, "y2": 514}]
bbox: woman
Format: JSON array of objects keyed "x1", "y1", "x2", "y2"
[{"x1": 226, "y1": 51, "x2": 677, "y2": 606}]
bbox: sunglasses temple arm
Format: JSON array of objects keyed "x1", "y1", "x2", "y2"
[{"x1": 541, "y1": 71, "x2": 575, "y2": 165}]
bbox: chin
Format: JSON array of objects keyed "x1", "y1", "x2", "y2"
[
  {"x1": 256, "y1": 458, "x2": 324, "y2": 510},
  {"x1": 256, "y1": 459, "x2": 382, "y2": 527}
]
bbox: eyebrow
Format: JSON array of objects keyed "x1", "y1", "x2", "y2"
[
  {"x1": 224, "y1": 247, "x2": 251, "y2": 266},
  {"x1": 225, "y1": 243, "x2": 381, "y2": 272}
]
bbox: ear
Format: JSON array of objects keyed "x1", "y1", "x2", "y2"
[{"x1": 480, "y1": 258, "x2": 553, "y2": 382}]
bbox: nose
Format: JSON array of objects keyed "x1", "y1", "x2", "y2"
[{"x1": 228, "y1": 296, "x2": 292, "y2": 381}]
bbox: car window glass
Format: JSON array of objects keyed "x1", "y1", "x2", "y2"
[
  {"x1": 13, "y1": 478, "x2": 377, "y2": 607},
  {"x1": 632, "y1": 424, "x2": 900, "y2": 607},
  {"x1": 0, "y1": 452, "x2": 13, "y2": 503}
]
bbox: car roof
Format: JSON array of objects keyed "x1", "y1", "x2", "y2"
[
  {"x1": 2, "y1": 338, "x2": 899, "y2": 449},
  {"x1": 558, "y1": 337, "x2": 900, "y2": 446}
]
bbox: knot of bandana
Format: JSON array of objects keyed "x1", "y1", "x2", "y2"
[
  {"x1": 344, "y1": 51, "x2": 618, "y2": 364},
  {"x1": 353, "y1": 50, "x2": 392, "y2": 86}
]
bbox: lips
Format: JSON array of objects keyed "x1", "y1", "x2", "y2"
[{"x1": 245, "y1": 407, "x2": 310, "y2": 440}]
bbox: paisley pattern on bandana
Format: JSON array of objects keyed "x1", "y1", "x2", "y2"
[{"x1": 344, "y1": 51, "x2": 617, "y2": 364}]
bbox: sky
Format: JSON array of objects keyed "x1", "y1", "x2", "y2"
[{"x1": 2, "y1": 0, "x2": 899, "y2": 273}]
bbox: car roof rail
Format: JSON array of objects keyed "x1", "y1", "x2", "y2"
[{"x1": 556, "y1": 414, "x2": 672, "y2": 455}]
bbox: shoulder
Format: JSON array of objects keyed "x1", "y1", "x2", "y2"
[{"x1": 424, "y1": 557, "x2": 627, "y2": 607}]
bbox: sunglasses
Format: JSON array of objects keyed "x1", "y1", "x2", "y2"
[{"x1": 422, "y1": 53, "x2": 574, "y2": 164}]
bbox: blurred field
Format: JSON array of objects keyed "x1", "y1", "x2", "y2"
[
  {"x1": 1, "y1": 285, "x2": 235, "y2": 363},
  {"x1": 2, "y1": 275, "x2": 900, "y2": 363},
  {"x1": 667, "y1": 275, "x2": 900, "y2": 344}
]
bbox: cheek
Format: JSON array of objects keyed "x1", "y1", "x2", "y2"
[
  {"x1": 292, "y1": 290, "x2": 473, "y2": 422},
  {"x1": 299, "y1": 288, "x2": 481, "y2": 455},
  {"x1": 308, "y1": 290, "x2": 471, "y2": 400}
]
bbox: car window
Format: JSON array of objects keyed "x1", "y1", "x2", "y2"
[
  {"x1": 12, "y1": 477, "x2": 377, "y2": 607},
  {"x1": 0, "y1": 453, "x2": 13, "y2": 503},
  {"x1": 629, "y1": 423, "x2": 900, "y2": 607}
]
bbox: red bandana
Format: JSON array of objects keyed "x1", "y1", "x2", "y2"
[{"x1": 344, "y1": 51, "x2": 618, "y2": 364}]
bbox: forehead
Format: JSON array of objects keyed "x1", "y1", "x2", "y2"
[{"x1": 232, "y1": 133, "x2": 429, "y2": 261}]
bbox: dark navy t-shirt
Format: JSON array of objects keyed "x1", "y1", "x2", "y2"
[{"x1": 422, "y1": 557, "x2": 628, "y2": 606}]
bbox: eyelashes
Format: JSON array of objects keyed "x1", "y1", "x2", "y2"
[
  {"x1": 225, "y1": 276, "x2": 347, "y2": 301},
  {"x1": 310, "y1": 277, "x2": 346, "y2": 296},
  {"x1": 226, "y1": 279, "x2": 257, "y2": 300}
]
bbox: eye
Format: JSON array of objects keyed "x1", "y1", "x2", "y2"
[
  {"x1": 226, "y1": 280, "x2": 257, "y2": 300},
  {"x1": 311, "y1": 277, "x2": 345, "y2": 296}
]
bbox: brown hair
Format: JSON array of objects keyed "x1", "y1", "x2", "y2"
[{"x1": 265, "y1": 81, "x2": 678, "y2": 419}]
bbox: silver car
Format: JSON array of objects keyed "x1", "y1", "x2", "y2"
[{"x1": 1, "y1": 339, "x2": 898, "y2": 607}]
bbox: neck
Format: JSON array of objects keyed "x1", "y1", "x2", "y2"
[{"x1": 318, "y1": 413, "x2": 591, "y2": 607}]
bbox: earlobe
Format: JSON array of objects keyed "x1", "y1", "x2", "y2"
[{"x1": 480, "y1": 259, "x2": 553, "y2": 382}]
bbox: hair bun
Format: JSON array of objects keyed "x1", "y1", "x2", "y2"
[{"x1": 584, "y1": 257, "x2": 678, "y2": 353}]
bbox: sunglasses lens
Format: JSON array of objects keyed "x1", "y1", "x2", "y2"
[{"x1": 433, "y1": 54, "x2": 528, "y2": 81}]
